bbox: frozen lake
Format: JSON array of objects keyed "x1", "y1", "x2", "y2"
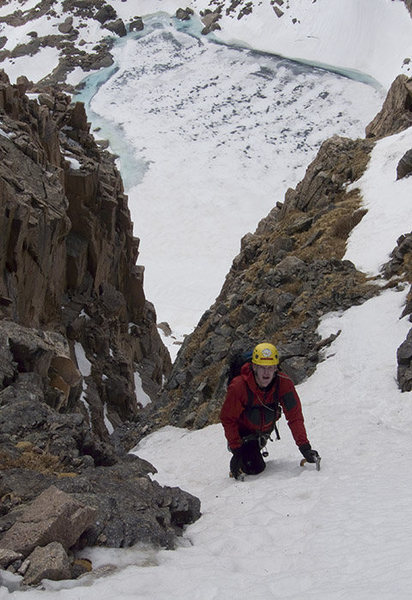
[{"x1": 75, "y1": 14, "x2": 384, "y2": 355}]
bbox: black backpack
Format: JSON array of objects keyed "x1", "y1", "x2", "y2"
[{"x1": 227, "y1": 349, "x2": 253, "y2": 384}]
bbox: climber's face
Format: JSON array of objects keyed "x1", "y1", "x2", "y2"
[{"x1": 253, "y1": 364, "x2": 277, "y2": 388}]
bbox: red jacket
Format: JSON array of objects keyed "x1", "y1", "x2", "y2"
[{"x1": 220, "y1": 363, "x2": 309, "y2": 450}]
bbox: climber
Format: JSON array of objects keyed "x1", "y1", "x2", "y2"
[{"x1": 220, "y1": 342, "x2": 319, "y2": 479}]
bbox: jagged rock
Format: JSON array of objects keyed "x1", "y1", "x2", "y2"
[
  {"x1": 23, "y1": 542, "x2": 71, "y2": 586},
  {"x1": 274, "y1": 256, "x2": 306, "y2": 280},
  {"x1": 280, "y1": 135, "x2": 374, "y2": 216},
  {"x1": 403, "y1": 0, "x2": 412, "y2": 19},
  {"x1": 0, "y1": 321, "x2": 80, "y2": 410},
  {"x1": 366, "y1": 75, "x2": 412, "y2": 139},
  {"x1": 0, "y1": 485, "x2": 96, "y2": 557},
  {"x1": 382, "y1": 233, "x2": 412, "y2": 280},
  {"x1": 0, "y1": 548, "x2": 22, "y2": 569},
  {"x1": 201, "y1": 10, "x2": 222, "y2": 34},
  {"x1": 0, "y1": 455, "x2": 200, "y2": 554},
  {"x1": 401, "y1": 285, "x2": 412, "y2": 320},
  {"x1": 55, "y1": 458, "x2": 201, "y2": 549},
  {"x1": 129, "y1": 17, "x2": 144, "y2": 32},
  {"x1": 158, "y1": 322, "x2": 172, "y2": 336},
  {"x1": 397, "y1": 329, "x2": 412, "y2": 391},
  {"x1": 176, "y1": 8, "x2": 194, "y2": 21},
  {"x1": 385, "y1": 232, "x2": 412, "y2": 391},
  {"x1": 397, "y1": 148, "x2": 412, "y2": 179},
  {"x1": 0, "y1": 74, "x2": 170, "y2": 430},
  {"x1": 94, "y1": 4, "x2": 117, "y2": 25},
  {"x1": 104, "y1": 19, "x2": 127, "y2": 37},
  {"x1": 58, "y1": 17, "x2": 74, "y2": 34}
]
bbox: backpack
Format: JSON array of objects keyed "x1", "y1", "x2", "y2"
[{"x1": 227, "y1": 349, "x2": 253, "y2": 385}]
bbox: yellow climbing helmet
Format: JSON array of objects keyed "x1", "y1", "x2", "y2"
[{"x1": 252, "y1": 342, "x2": 279, "y2": 366}]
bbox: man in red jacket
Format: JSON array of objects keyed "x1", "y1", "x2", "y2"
[{"x1": 220, "y1": 342, "x2": 319, "y2": 479}]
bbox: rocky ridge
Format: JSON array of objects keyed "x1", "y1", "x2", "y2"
[
  {"x1": 0, "y1": 72, "x2": 200, "y2": 587},
  {"x1": 0, "y1": 0, "x2": 143, "y2": 90}
]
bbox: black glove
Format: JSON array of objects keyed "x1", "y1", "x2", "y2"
[
  {"x1": 299, "y1": 443, "x2": 319, "y2": 463},
  {"x1": 230, "y1": 447, "x2": 243, "y2": 479}
]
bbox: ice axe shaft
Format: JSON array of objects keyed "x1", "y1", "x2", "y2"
[{"x1": 300, "y1": 455, "x2": 321, "y2": 471}]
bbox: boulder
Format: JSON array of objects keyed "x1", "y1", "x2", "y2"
[
  {"x1": 397, "y1": 328, "x2": 412, "y2": 392},
  {"x1": 397, "y1": 149, "x2": 412, "y2": 179},
  {"x1": 22, "y1": 542, "x2": 71, "y2": 586},
  {"x1": 0, "y1": 486, "x2": 96, "y2": 557},
  {"x1": 176, "y1": 8, "x2": 194, "y2": 21},
  {"x1": 0, "y1": 548, "x2": 23, "y2": 569},
  {"x1": 200, "y1": 10, "x2": 221, "y2": 34},
  {"x1": 104, "y1": 19, "x2": 127, "y2": 37},
  {"x1": 56, "y1": 458, "x2": 201, "y2": 549},
  {"x1": 95, "y1": 5, "x2": 117, "y2": 24},
  {"x1": 58, "y1": 17, "x2": 73, "y2": 34},
  {"x1": 129, "y1": 17, "x2": 143, "y2": 32},
  {"x1": 366, "y1": 75, "x2": 412, "y2": 139}
]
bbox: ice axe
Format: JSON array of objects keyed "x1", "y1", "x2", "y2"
[{"x1": 300, "y1": 454, "x2": 321, "y2": 471}]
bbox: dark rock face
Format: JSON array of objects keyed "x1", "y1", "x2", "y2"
[
  {"x1": 0, "y1": 73, "x2": 199, "y2": 583},
  {"x1": 397, "y1": 149, "x2": 412, "y2": 179},
  {"x1": 200, "y1": 9, "x2": 222, "y2": 34},
  {"x1": 404, "y1": 0, "x2": 412, "y2": 18},
  {"x1": 0, "y1": 73, "x2": 171, "y2": 428},
  {"x1": 397, "y1": 327, "x2": 412, "y2": 391},
  {"x1": 366, "y1": 75, "x2": 412, "y2": 139},
  {"x1": 176, "y1": 7, "x2": 194, "y2": 21},
  {"x1": 129, "y1": 17, "x2": 144, "y2": 32},
  {"x1": 95, "y1": 4, "x2": 117, "y2": 24},
  {"x1": 384, "y1": 232, "x2": 412, "y2": 392}
]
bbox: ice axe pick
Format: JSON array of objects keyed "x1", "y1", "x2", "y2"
[{"x1": 300, "y1": 455, "x2": 321, "y2": 471}]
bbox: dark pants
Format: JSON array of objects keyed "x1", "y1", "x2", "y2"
[{"x1": 239, "y1": 439, "x2": 266, "y2": 475}]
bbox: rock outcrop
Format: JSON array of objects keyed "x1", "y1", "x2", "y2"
[
  {"x1": 384, "y1": 232, "x2": 412, "y2": 392},
  {"x1": 0, "y1": 1, "x2": 126, "y2": 88},
  {"x1": 1, "y1": 486, "x2": 96, "y2": 557},
  {"x1": 0, "y1": 71, "x2": 170, "y2": 431},
  {"x1": 0, "y1": 72, "x2": 200, "y2": 585},
  {"x1": 365, "y1": 75, "x2": 412, "y2": 139},
  {"x1": 404, "y1": 0, "x2": 412, "y2": 19}
]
